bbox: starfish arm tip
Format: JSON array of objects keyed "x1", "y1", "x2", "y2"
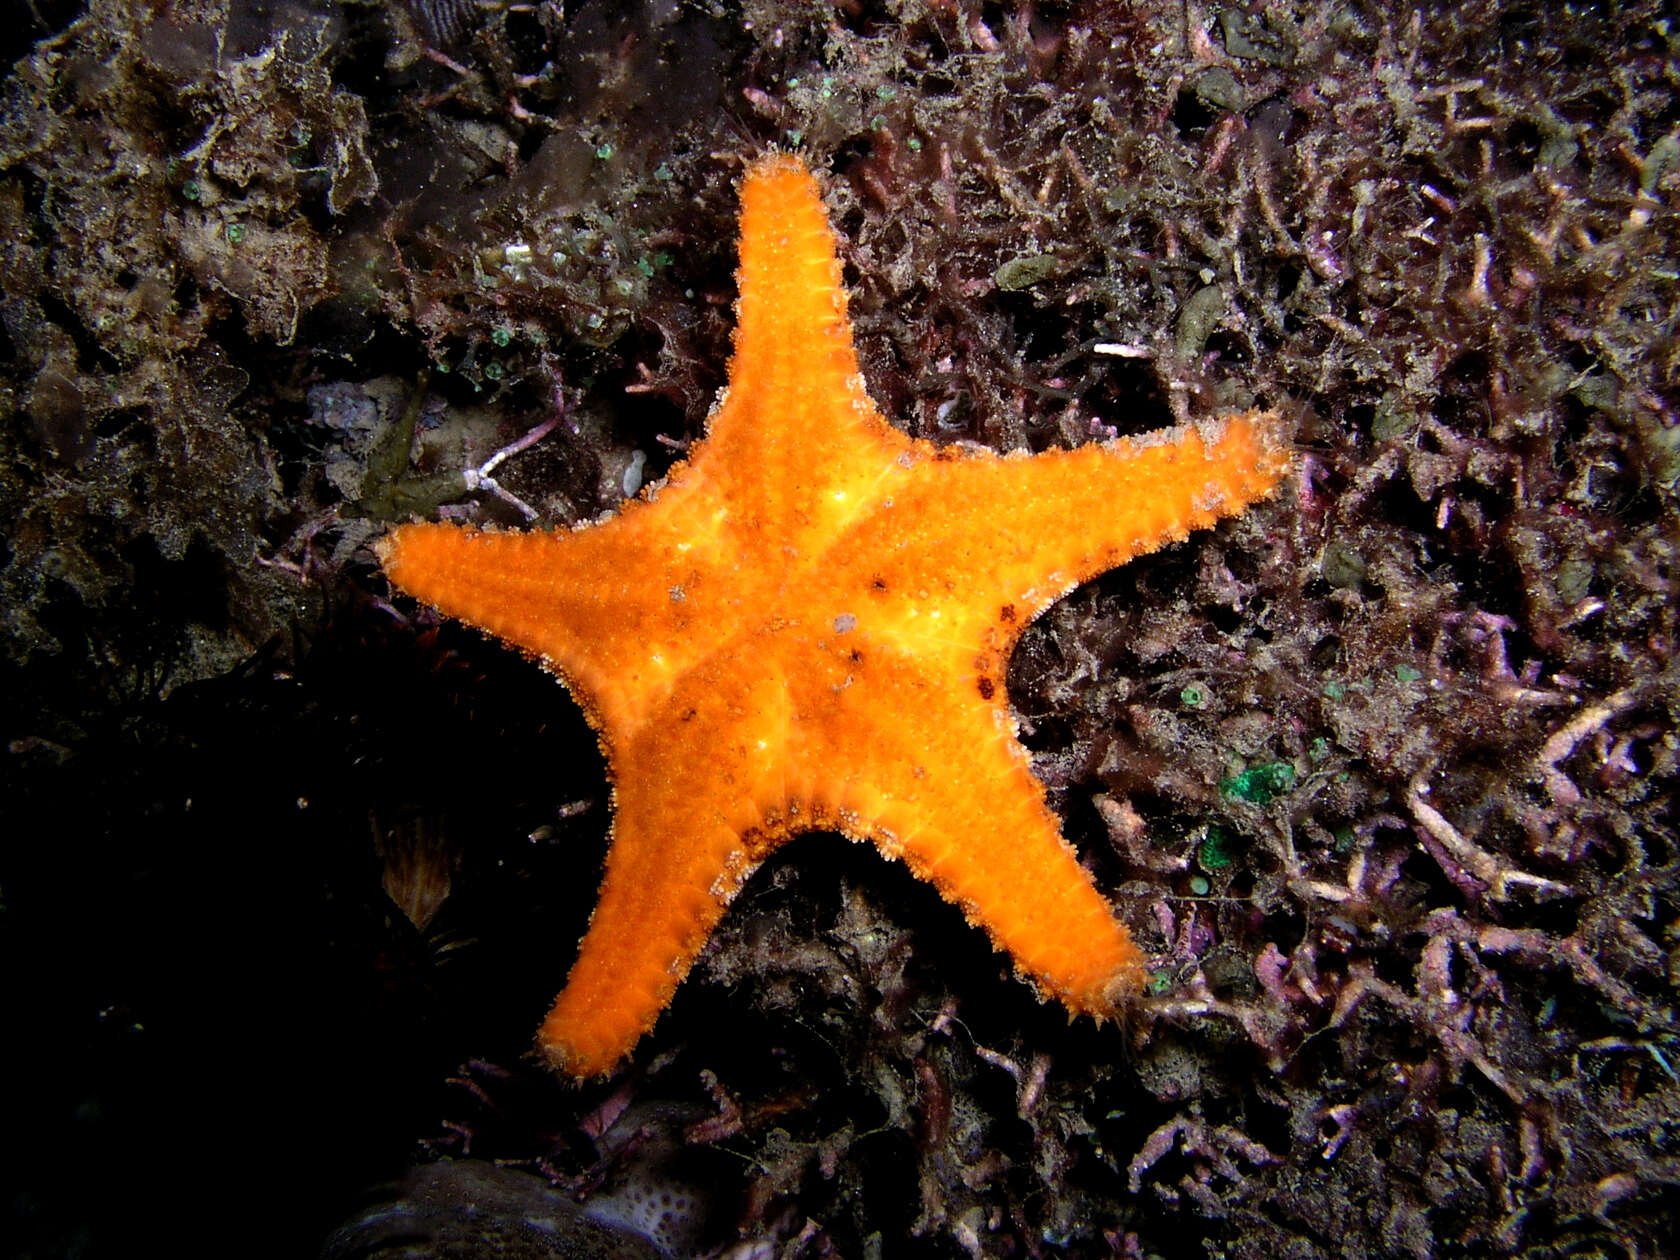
[
  {"x1": 372, "y1": 521, "x2": 424, "y2": 566},
  {"x1": 1104, "y1": 957, "x2": 1150, "y2": 1006},
  {"x1": 744, "y1": 149, "x2": 812, "y2": 182},
  {"x1": 536, "y1": 1007, "x2": 644, "y2": 1081},
  {"x1": 535, "y1": 1030, "x2": 613, "y2": 1081}
]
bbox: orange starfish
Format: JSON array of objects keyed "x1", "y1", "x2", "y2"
[{"x1": 379, "y1": 154, "x2": 1285, "y2": 1077}]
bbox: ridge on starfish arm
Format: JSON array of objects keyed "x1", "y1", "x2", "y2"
[{"x1": 377, "y1": 152, "x2": 1288, "y2": 1078}]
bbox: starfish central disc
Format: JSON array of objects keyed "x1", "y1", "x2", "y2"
[{"x1": 378, "y1": 154, "x2": 1286, "y2": 1078}]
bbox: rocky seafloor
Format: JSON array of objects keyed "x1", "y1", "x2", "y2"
[{"x1": 3, "y1": 2, "x2": 1675, "y2": 1257}]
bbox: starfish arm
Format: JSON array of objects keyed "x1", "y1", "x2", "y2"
[
  {"x1": 785, "y1": 637, "x2": 1148, "y2": 1017},
  {"x1": 378, "y1": 516, "x2": 785, "y2": 728},
  {"x1": 535, "y1": 790, "x2": 749, "y2": 1079},
  {"x1": 872, "y1": 749, "x2": 1148, "y2": 1018},
  {"x1": 683, "y1": 155, "x2": 921, "y2": 541},
  {"x1": 535, "y1": 647, "x2": 797, "y2": 1077},
  {"x1": 843, "y1": 412, "x2": 1286, "y2": 647}
]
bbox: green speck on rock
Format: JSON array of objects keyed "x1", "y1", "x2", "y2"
[
  {"x1": 1641, "y1": 132, "x2": 1680, "y2": 195},
  {"x1": 1174, "y1": 284, "x2": 1226, "y2": 360},
  {"x1": 1187, "y1": 65, "x2": 1245, "y2": 112},
  {"x1": 1556, "y1": 555, "x2": 1594, "y2": 604},
  {"x1": 1220, "y1": 761, "x2": 1295, "y2": 805},
  {"x1": 1320, "y1": 542, "x2": 1367, "y2": 590},
  {"x1": 1372, "y1": 388, "x2": 1418, "y2": 440},
  {"x1": 995, "y1": 254, "x2": 1063, "y2": 291},
  {"x1": 1198, "y1": 824, "x2": 1238, "y2": 870}
]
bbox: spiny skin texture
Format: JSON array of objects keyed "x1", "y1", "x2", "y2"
[{"x1": 378, "y1": 154, "x2": 1287, "y2": 1078}]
